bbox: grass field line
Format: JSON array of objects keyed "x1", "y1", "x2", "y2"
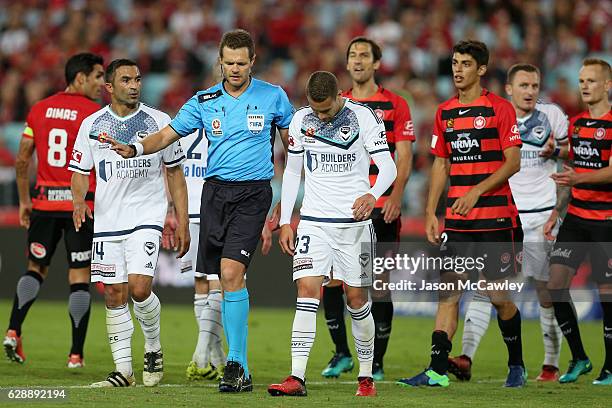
[{"x1": 1, "y1": 379, "x2": 512, "y2": 389}]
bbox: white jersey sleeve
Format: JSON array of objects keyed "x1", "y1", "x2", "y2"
[
  {"x1": 288, "y1": 111, "x2": 305, "y2": 155},
  {"x1": 69, "y1": 116, "x2": 95, "y2": 175},
  {"x1": 361, "y1": 107, "x2": 389, "y2": 155},
  {"x1": 541, "y1": 103, "x2": 569, "y2": 143}
]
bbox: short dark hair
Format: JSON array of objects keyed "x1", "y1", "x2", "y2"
[
  {"x1": 219, "y1": 29, "x2": 255, "y2": 60},
  {"x1": 507, "y1": 63, "x2": 540, "y2": 84},
  {"x1": 583, "y1": 58, "x2": 612, "y2": 80},
  {"x1": 307, "y1": 71, "x2": 338, "y2": 102},
  {"x1": 105, "y1": 59, "x2": 138, "y2": 83},
  {"x1": 346, "y1": 36, "x2": 382, "y2": 62},
  {"x1": 65, "y1": 53, "x2": 104, "y2": 85},
  {"x1": 452, "y1": 40, "x2": 489, "y2": 67}
]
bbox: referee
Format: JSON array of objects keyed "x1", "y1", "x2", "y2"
[{"x1": 110, "y1": 29, "x2": 294, "y2": 393}]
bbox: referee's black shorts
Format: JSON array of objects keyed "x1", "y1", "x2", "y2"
[{"x1": 196, "y1": 178, "x2": 272, "y2": 276}]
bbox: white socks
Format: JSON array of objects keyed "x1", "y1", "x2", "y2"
[
  {"x1": 540, "y1": 305, "x2": 562, "y2": 368},
  {"x1": 461, "y1": 292, "x2": 492, "y2": 359},
  {"x1": 347, "y1": 302, "x2": 374, "y2": 378},
  {"x1": 207, "y1": 290, "x2": 226, "y2": 368},
  {"x1": 291, "y1": 298, "x2": 319, "y2": 381},
  {"x1": 106, "y1": 304, "x2": 134, "y2": 376},
  {"x1": 193, "y1": 294, "x2": 209, "y2": 367},
  {"x1": 132, "y1": 292, "x2": 162, "y2": 353}
]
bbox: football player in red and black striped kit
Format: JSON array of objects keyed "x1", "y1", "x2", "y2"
[
  {"x1": 3, "y1": 54, "x2": 104, "y2": 368},
  {"x1": 398, "y1": 41, "x2": 526, "y2": 388},
  {"x1": 548, "y1": 58, "x2": 612, "y2": 385},
  {"x1": 320, "y1": 37, "x2": 414, "y2": 381}
]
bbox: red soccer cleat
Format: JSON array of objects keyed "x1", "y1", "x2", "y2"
[
  {"x1": 268, "y1": 376, "x2": 307, "y2": 396},
  {"x1": 448, "y1": 355, "x2": 472, "y2": 381},
  {"x1": 536, "y1": 365, "x2": 559, "y2": 382},
  {"x1": 356, "y1": 377, "x2": 377, "y2": 397},
  {"x1": 3, "y1": 330, "x2": 26, "y2": 364}
]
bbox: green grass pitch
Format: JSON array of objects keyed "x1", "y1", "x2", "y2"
[{"x1": 0, "y1": 300, "x2": 610, "y2": 407}]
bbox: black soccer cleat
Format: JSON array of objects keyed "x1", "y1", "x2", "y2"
[{"x1": 219, "y1": 361, "x2": 246, "y2": 393}]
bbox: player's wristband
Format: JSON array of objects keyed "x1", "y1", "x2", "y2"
[
  {"x1": 552, "y1": 147, "x2": 560, "y2": 157},
  {"x1": 130, "y1": 142, "x2": 144, "y2": 157}
]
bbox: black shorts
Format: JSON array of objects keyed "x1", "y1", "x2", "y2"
[
  {"x1": 196, "y1": 178, "x2": 272, "y2": 276},
  {"x1": 550, "y1": 213, "x2": 612, "y2": 283},
  {"x1": 27, "y1": 210, "x2": 94, "y2": 268},
  {"x1": 440, "y1": 227, "x2": 523, "y2": 281}
]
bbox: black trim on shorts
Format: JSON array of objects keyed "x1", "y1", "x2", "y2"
[
  {"x1": 93, "y1": 225, "x2": 163, "y2": 238},
  {"x1": 204, "y1": 177, "x2": 271, "y2": 186},
  {"x1": 518, "y1": 206, "x2": 554, "y2": 214}
]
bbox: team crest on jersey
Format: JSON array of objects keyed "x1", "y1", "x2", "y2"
[
  {"x1": 136, "y1": 130, "x2": 148, "y2": 141},
  {"x1": 446, "y1": 118, "x2": 454, "y2": 132},
  {"x1": 473, "y1": 115, "x2": 486, "y2": 129},
  {"x1": 98, "y1": 131, "x2": 109, "y2": 143},
  {"x1": 374, "y1": 109, "x2": 385, "y2": 120},
  {"x1": 595, "y1": 127, "x2": 606, "y2": 140},
  {"x1": 247, "y1": 114, "x2": 265, "y2": 135},
  {"x1": 211, "y1": 118, "x2": 223, "y2": 136},
  {"x1": 531, "y1": 125, "x2": 547, "y2": 142},
  {"x1": 339, "y1": 126, "x2": 352, "y2": 141}
]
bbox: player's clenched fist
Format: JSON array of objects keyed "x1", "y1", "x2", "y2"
[
  {"x1": 175, "y1": 222, "x2": 190, "y2": 258},
  {"x1": 352, "y1": 193, "x2": 376, "y2": 221},
  {"x1": 425, "y1": 213, "x2": 440, "y2": 245},
  {"x1": 278, "y1": 224, "x2": 295, "y2": 256}
]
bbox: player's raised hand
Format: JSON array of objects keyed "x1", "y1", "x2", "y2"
[
  {"x1": 425, "y1": 213, "x2": 440, "y2": 245},
  {"x1": 261, "y1": 223, "x2": 272, "y2": 255},
  {"x1": 73, "y1": 200, "x2": 93, "y2": 232},
  {"x1": 551, "y1": 164, "x2": 577, "y2": 186},
  {"x1": 381, "y1": 194, "x2": 401, "y2": 223},
  {"x1": 108, "y1": 137, "x2": 135, "y2": 158},
  {"x1": 19, "y1": 201, "x2": 32, "y2": 229},
  {"x1": 175, "y1": 221, "x2": 190, "y2": 258},
  {"x1": 268, "y1": 201, "x2": 281, "y2": 231},
  {"x1": 352, "y1": 193, "x2": 376, "y2": 221},
  {"x1": 162, "y1": 208, "x2": 178, "y2": 250},
  {"x1": 450, "y1": 188, "x2": 480, "y2": 216},
  {"x1": 278, "y1": 224, "x2": 295, "y2": 256}
]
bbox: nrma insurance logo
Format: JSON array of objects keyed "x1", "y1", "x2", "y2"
[{"x1": 98, "y1": 159, "x2": 113, "y2": 182}]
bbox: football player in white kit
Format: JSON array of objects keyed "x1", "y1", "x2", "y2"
[
  {"x1": 267, "y1": 71, "x2": 397, "y2": 397},
  {"x1": 70, "y1": 59, "x2": 189, "y2": 388},
  {"x1": 448, "y1": 63, "x2": 569, "y2": 382}
]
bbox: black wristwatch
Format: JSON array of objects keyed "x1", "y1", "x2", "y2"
[{"x1": 128, "y1": 144, "x2": 137, "y2": 158}]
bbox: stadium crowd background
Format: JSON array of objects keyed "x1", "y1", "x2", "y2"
[{"x1": 0, "y1": 0, "x2": 609, "y2": 217}]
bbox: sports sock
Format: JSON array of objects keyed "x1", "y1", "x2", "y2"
[
  {"x1": 291, "y1": 298, "x2": 319, "y2": 381},
  {"x1": 192, "y1": 293, "x2": 208, "y2": 367},
  {"x1": 601, "y1": 301, "x2": 612, "y2": 370},
  {"x1": 539, "y1": 305, "x2": 562, "y2": 368},
  {"x1": 497, "y1": 309, "x2": 524, "y2": 367},
  {"x1": 8, "y1": 271, "x2": 43, "y2": 336},
  {"x1": 323, "y1": 285, "x2": 351, "y2": 356},
  {"x1": 223, "y1": 288, "x2": 249, "y2": 377},
  {"x1": 347, "y1": 302, "x2": 375, "y2": 378},
  {"x1": 132, "y1": 292, "x2": 162, "y2": 353},
  {"x1": 68, "y1": 283, "x2": 91, "y2": 357},
  {"x1": 552, "y1": 292, "x2": 588, "y2": 361},
  {"x1": 461, "y1": 292, "x2": 492, "y2": 359},
  {"x1": 207, "y1": 290, "x2": 226, "y2": 368},
  {"x1": 430, "y1": 330, "x2": 452, "y2": 375},
  {"x1": 371, "y1": 296, "x2": 393, "y2": 368},
  {"x1": 106, "y1": 304, "x2": 134, "y2": 375}
]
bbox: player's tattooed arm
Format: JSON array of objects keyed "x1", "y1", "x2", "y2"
[
  {"x1": 15, "y1": 136, "x2": 35, "y2": 228},
  {"x1": 71, "y1": 172, "x2": 93, "y2": 232},
  {"x1": 543, "y1": 183, "x2": 571, "y2": 240},
  {"x1": 425, "y1": 156, "x2": 450, "y2": 244},
  {"x1": 166, "y1": 165, "x2": 190, "y2": 258}
]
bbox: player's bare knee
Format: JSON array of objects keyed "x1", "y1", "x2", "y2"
[
  {"x1": 296, "y1": 278, "x2": 321, "y2": 300},
  {"x1": 534, "y1": 280, "x2": 553, "y2": 308},
  {"x1": 547, "y1": 264, "x2": 573, "y2": 291},
  {"x1": 344, "y1": 287, "x2": 368, "y2": 310},
  {"x1": 194, "y1": 276, "x2": 209, "y2": 294},
  {"x1": 68, "y1": 267, "x2": 90, "y2": 285},
  {"x1": 104, "y1": 284, "x2": 125, "y2": 307},
  {"x1": 492, "y1": 300, "x2": 517, "y2": 320},
  {"x1": 27, "y1": 261, "x2": 47, "y2": 279}
]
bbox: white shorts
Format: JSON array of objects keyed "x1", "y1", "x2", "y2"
[
  {"x1": 519, "y1": 211, "x2": 558, "y2": 281},
  {"x1": 292, "y1": 222, "x2": 376, "y2": 288},
  {"x1": 180, "y1": 222, "x2": 219, "y2": 281},
  {"x1": 91, "y1": 230, "x2": 161, "y2": 285}
]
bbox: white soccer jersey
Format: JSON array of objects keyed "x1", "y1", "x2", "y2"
[
  {"x1": 181, "y1": 129, "x2": 208, "y2": 222},
  {"x1": 509, "y1": 102, "x2": 568, "y2": 212},
  {"x1": 69, "y1": 104, "x2": 185, "y2": 241},
  {"x1": 288, "y1": 98, "x2": 389, "y2": 226}
]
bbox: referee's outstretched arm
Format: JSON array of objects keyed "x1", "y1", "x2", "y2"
[{"x1": 109, "y1": 125, "x2": 180, "y2": 159}]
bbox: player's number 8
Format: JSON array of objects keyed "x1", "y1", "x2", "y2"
[{"x1": 47, "y1": 128, "x2": 68, "y2": 167}]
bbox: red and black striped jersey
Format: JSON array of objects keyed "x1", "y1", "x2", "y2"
[
  {"x1": 567, "y1": 110, "x2": 612, "y2": 221},
  {"x1": 342, "y1": 86, "x2": 414, "y2": 209},
  {"x1": 22, "y1": 92, "x2": 99, "y2": 213},
  {"x1": 431, "y1": 89, "x2": 522, "y2": 231}
]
